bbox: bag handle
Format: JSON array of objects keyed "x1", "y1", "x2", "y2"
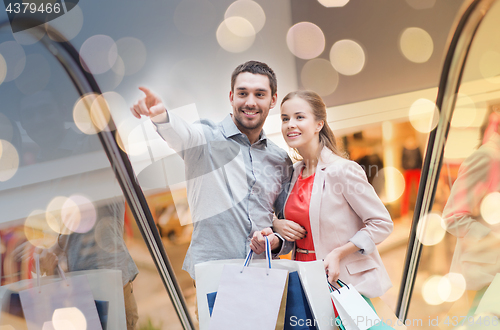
[
  {"x1": 33, "y1": 250, "x2": 69, "y2": 293},
  {"x1": 327, "y1": 277, "x2": 350, "y2": 294},
  {"x1": 241, "y1": 236, "x2": 272, "y2": 275}
]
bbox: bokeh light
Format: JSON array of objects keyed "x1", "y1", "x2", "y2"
[
  {"x1": 405, "y1": 0, "x2": 436, "y2": 10},
  {"x1": 24, "y1": 210, "x2": 58, "y2": 249},
  {"x1": 422, "y1": 275, "x2": 445, "y2": 305},
  {"x1": 372, "y1": 167, "x2": 405, "y2": 203},
  {"x1": 0, "y1": 113, "x2": 14, "y2": 142},
  {"x1": 286, "y1": 22, "x2": 325, "y2": 60},
  {"x1": 52, "y1": 307, "x2": 87, "y2": 330},
  {"x1": 46, "y1": 5, "x2": 84, "y2": 42},
  {"x1": 400, "y1": 27, "x2": 434, "y2": 63},
  {"x1": 0, "y1": 41, "x2": 26, "y2": 82},
  {"x1": 107, "y1": 55, "x2": 125, "y2": 89},
  {"x1": 216, "y1": 17, "x2": 255, "y2": 53},
  {"x1": 13, "y1": 25, "x2": 45, "y2": 45},
  {"x1": 0, "y1": 140, "x2": 20, "y2": 182},
  {"x1": 62, "y1": 195, "x2": 96, "y2": 234},
  {"x1": 438, "y1": 273, "x2": 466, "y2": 302},
  {"x1": 329, "y1": 39, "x2": 366, "y2": 76},
  {"x1": 91, "y1": 94, "x2": 113, "y2": 132},
  {"x1": 479, "y1": 51, "x2": 500, "y2": 83},
  {"x1": 417, "y1": 212, "x2": 446, "y2": 246},
  {"x1": 451, "y1": 94, "x2": 476, "y2": 128},
  {"x1": 480, "y1": 192, "x2": 500, "y2": 225},
  {"x1": 409, "y1": 98, "x2": 439, "y2": 133},
  {"x1": 0, "y1": 54, "x2": 6, "y2": 86},
  {"x1": 225, "y1": 0, "x2": 266, "y2": 34},
  {"x1": 46, "y1": 196, "x2": 75, "y2": 235},
  {"x1": 114, "y1": 37, "x2": 147, "y2": 76},
  {"x1": 79, "y1": 35, "x2": 118, "y2": 75},
  {"x1": 174, "y1": 0, "x2": 216, "y2": 36},
  {"x1": 73, "y1": 93, "x2": 100, "y2": 135},
  {"x1": 15, "y1": 54, "x2": 51, "y2": 95},
  {"x1": 301, "y1": 58, "x2": 339, "y2": 96},
  {"x1": 317, "y1": 0, "x2": 350, "y2": 7}
]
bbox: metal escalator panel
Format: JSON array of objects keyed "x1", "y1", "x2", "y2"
[
  {"x1": 397, "y1": 0, "x2": 500, "y2": 327},
  {"x1": 0, "y1": 22, "x2": 194, "y2": 329}
]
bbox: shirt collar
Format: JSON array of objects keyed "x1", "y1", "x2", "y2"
[{"x1": 221, "y1": 114, "x2": 268, "y2": 146}]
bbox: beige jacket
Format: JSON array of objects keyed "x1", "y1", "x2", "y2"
[{"x1": 285, "y1": 147, "x2": 393, "y2": 298}]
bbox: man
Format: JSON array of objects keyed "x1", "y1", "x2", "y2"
[{"x1": 131, "y1": 61, "x2": 293, "y2": 279}]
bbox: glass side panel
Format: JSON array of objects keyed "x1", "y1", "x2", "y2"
[
  {"x1": 405, "y1": 1, "x2": 500, "y2": 328},
  {"x1": 0, "y1": 38, "x2": 184, "y2": 329}
]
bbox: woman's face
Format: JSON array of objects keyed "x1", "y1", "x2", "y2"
[{"x1": 281, "y1": 97, "x2": 323, "y2": 151}]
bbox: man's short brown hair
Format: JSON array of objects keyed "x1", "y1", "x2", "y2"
[{"x1": 231, "y1": 61, "x2": 277, "y2": 96}]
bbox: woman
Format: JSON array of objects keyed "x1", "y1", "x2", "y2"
[
  {"x1": 253, "y1": 90, "x2": 393, "y2": 298},
  {"x1": 442, "y1": 104, "x2": 500, "y2": 292}
]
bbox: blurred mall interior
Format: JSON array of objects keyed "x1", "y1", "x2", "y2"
[{"x1": 1, "y1": 0, "x2": 500, "y2": 329}]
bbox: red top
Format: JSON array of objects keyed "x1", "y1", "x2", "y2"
[{"x1": 284, "y1": 170, "x2": 316, "y2": 261}]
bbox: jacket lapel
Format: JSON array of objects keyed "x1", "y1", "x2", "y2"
[{"x1": 309, "y1": 156, "x2": 327, "y2": 255}]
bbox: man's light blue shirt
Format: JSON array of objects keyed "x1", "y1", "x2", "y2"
[{"x1": 153, "y1": 112, "x2": 293, "y2": 278}]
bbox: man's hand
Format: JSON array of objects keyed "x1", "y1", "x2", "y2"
[
  {"x1": 250, "y1": 228, "x2": 280, "y2": 254},
  {"x1": 273, "y1": 218, "x2": 306, "y2": 241},
  {"x1": 130, "y1": 87, "x2": 166, "y2": 121}
]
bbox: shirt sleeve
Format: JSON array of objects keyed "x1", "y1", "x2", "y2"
[
  {"x1": 442, "y1": 149, "x2": 493, "y2": 240},
  {"x1": 340, "y1": 161, "x2": 394, "y2": 255},
  {"x1": 152, "y1": 111, "x2": 207, "y2": 159}
]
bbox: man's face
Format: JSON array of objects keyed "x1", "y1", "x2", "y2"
[{"x1": 230, "y1": 72, "x2": 277, "y2": 135}]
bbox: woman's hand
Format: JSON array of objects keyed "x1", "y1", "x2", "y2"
[
  {"x1": 323, "y1": 242, "x2": 359, "y2": 284},
  {"x1": 250, "y1": 228, "x2": 280, "y2": 254},
  {"x1": 273, "y1": 218, "x2": 306, "y2": 241},
  {"x1": 324, "y1": 250, "x2": 341, "y2": 284}
]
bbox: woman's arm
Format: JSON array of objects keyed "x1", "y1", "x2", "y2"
[{"x1": 339, "y1": 161, "x2": 393, "y2": 255}]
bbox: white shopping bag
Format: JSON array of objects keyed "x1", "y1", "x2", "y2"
[
  {"x1": 19, "y1": 275, "x2": 102, "y2": 330},
  {"x1": 196, "y1": 255, "x2": 335, "y2": 329},
  {"x1": 330, "y1": 282, "x2": 380, "y2": 330},
  {"x1": 200, "y1": 238, "x2": 289, "y2": 330},
  {"x1": 0, "y1": 269, "x2": 126, "y2": 330}
]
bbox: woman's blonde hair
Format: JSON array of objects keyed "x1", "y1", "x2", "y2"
[{"x1": 281, "y1": 90, "x2": 344, "y2": 158}]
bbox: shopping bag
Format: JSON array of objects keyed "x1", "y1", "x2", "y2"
[
  {"x1": 207, "y1": 271, "x2": 314, "y2": 329},
  {"x1": 330, "y1": 280, "x2": 381, "y2": 330},
  {"x1": 207, "y1": 237, "x2": 289, "y2": 330},
  {"x1": 284, "y1": 271, "x2": 317, "y2": 330},
  {"x1": 19, "y1": 274, "x2": 103, "y2": 330},
  {"x1": 1, "y1": 255, "x2": 102, "y2": 330},
  {"x1": 196, "y1": 257, "x2": 334, "y2": 329},
  {"x1": 0, "y1": 269, "x2": 125, "y2": 330}
]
